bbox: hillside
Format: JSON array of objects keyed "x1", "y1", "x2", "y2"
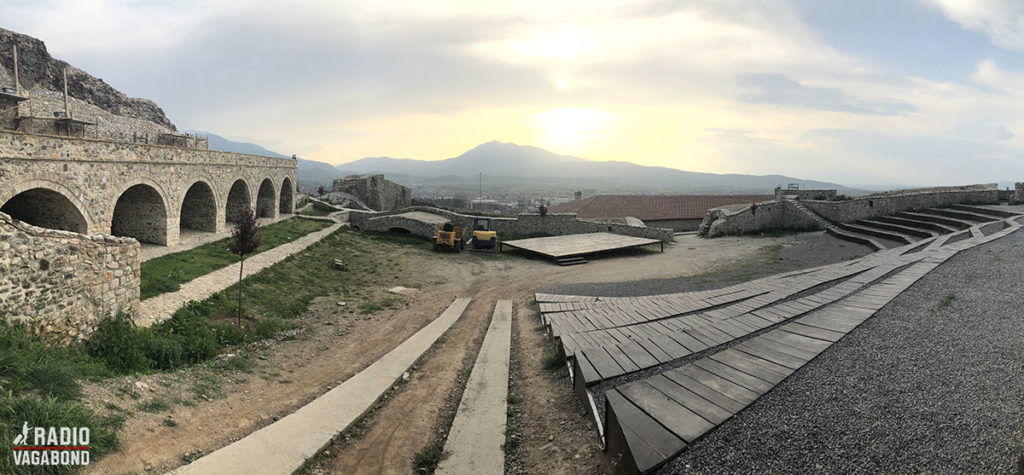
[
  {"x1": 336, "y1": 141, "x2": 864, "y2": 195},
  {"x1": 0, "y1": 27, "x2": 175, "y2": 129},
  {"x1": 195, "y1": 130, "x2": 345, "y2": 187}
]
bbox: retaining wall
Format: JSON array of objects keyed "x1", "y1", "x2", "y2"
[
  {"x1": 0, "y1": 210, "x2": 139, "y2": 342},
  {"x1": 701, "y1": 184, "x2": 1002, "y2": 237},
  {"x1": 349, "y1": 206, "x2": 675, "y2": 242}
]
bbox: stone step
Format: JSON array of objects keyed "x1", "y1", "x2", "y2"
[
  {"x1": 874, "y1": 215, "x2": 958, "y2": 234},
  {"x1": 856, "y1": 219, "x2": 935, "y2": 239},
  {"x1": 894, "y1": 211, "x2": 971, "y2": 230},
  {"x1": 920, "y1": 207, "x2": 996, "y2": 223},
  {"x1": 835, "y1": 222, "x2": 915, "y2": 245},
  {"x1": 949, "y1": 204, "x2": 1020, "y2": 218},
  {"x1": 172, "y1": 297, "x2": 473, "y2": 475},
  {"x1": 437, "y1": 299, "x2": 513, "y2": 474},
  {"x1": 826, "y1": 226, "x2": 886, "y2": 251}
]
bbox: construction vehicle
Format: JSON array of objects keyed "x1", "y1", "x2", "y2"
[
  {"x1": 433, "y1": 222, "x2": 464, "y2": 252},
  {"x1": 469, "y1": 216, "x2": 499, "y2": 251}
]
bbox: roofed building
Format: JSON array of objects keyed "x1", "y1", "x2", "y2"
[{"x1": 549, "y1": 194, "x2": 774, "y2": 231}]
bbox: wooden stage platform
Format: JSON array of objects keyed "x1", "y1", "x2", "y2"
[{"x1": 500, "y1": 232, "x2": 662, "y2": 265}]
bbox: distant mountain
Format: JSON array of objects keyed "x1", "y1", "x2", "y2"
[
  {"x1": 191, "y1": 130, "x2": 344, "y2": 188},
  {"x1": 336, "y1": 141, "x2": 865, "y2": 195}
]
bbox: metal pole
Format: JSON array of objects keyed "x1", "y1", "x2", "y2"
[
  {"x1": 63, "y1": 68, "x2": 70, "y2": 118},
  {"x1": 13, "y1": 45, "x2": 19, "y2": 94}
]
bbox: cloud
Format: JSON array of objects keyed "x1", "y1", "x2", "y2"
[
  {"x1": 994, "y1": 124, "x2": 1015, "y2": 141},
  {"x1": 737, "y1": 73, "x2": 918, "y2": 115},
  {"x1": 923, "y1": 0, "x2": 1024, "y2": 51}
]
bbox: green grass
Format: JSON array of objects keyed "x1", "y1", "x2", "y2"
[
  {"x1": 542, "y1": 343, "x2": 565, "y2": 371},
  {"x1": 1, "y1": 226, "x2": 432, "y2": 469},
  {"x1": 136, "y1": 397, "x2": 170, "y2": 413},
  {"x1": 300, "y1": 207, "x2": 334, "y2": 217},
  {"x1": 934, "y1": 293, "x2": 957, "y2": 312},
  {"x1": 162, "y1": 417, "x2": 178, "y2": 427},
  {"x1": 140, "y1": 218, "x2": 331, "y2": 300}
]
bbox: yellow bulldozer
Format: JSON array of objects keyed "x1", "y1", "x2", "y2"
[{"x1": 433, "y1": 222, "x2": 464, "y2": 252}]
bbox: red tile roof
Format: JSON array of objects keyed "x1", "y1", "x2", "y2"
[{"x1": 549, "y1": 195, "x2": 774, "y2": 221}]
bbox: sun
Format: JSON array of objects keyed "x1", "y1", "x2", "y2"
[
  {"x1": 533, "y1": 107, "x2": 617, "y2": 152},
  {"x1": 556, "y1": 77, "x2": 568, "y2": 88}
]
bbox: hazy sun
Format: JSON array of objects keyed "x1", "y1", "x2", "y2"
[
  {"x1": 533, "y1": 107, "x2": 617, "y2": 152},
  {"x1": 556, "y1": 77, "x2": 568, "y2": 88}
]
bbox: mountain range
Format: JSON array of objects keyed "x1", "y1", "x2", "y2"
[{"x1": 202, "y1": 134, "x2": 863, "y2": 195}]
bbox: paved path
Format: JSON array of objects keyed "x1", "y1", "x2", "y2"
[
  {"x1": 136, "y1": 218, "x2": 342, "y2": 326},
  {"x1": 171, "y1": 297, "x2": 473, "y2": 475},
  {"x1": 437, "y1": 299, "x2": 513, "y2": 475},
  {"x1": 538, "y1": 209, "x2": 1022, "y2": 474}
]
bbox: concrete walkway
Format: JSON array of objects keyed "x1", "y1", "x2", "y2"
[
  {"x1": 136, "y1": 218, "x2": 342, "y2": 326},
  {"x1": 437, "y1": 299, "x2": 513, "y2": 475},
  {"x1": 171, "y1": 297, "x2": 473, "y2": 475},
  {"x1": 140, "y1": 215, "x2": 294, "y2": 262}
]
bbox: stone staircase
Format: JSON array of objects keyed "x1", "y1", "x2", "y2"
[{"x1": 787, "y1": 201, "x2": 1012, "y2": 252}]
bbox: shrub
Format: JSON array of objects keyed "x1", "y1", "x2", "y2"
[
  {"x1": 85, "y1": 314, "x2": 148, "y2": 373},
  {"x1": 24, "y1": 363, "x2": 81, "y2": 400}
]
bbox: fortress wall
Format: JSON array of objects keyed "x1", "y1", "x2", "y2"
[
  {"x1": 350, "y1": 206, "x2": 675, "y2": 242},
  {"x1": 702, "y1": 185, "x2": 1001, "y2": 237},
  {"x1": 800, "y1": 186, "x2": 999, "y2": 223},
  {"x1": 0, "y1": 210, "x2": 139, "y2": 342},
  {"x1": 0, "y1": 131, "x2": 297, "y2": 245}
]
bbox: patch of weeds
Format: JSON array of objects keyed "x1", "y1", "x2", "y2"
[
  {"x1": 162, "y1": 418, "x2": 178, "y2": 427},
  {"x1": 0, "y1": 394, "x2": 121, "y2": 474},
  {"x1": 507, "y1": 393, "x2": 523, "y2": 404},
  {"x1": 212, "y1": 351, "x2": 256, "y2": 373},
  {"x1": 542, "y1": 344, "x2": 565, "y2": 372},
  {"x1": 934, "y1": 293, "x2": 956, "y2": 313},
  {"x1": 191, "y1": 373, "x2": 225, "y2": 400},
  {"x1": 279, "y1": 380, "x2": 293, "y2": 384},
  {"x1": 137, "y1": 397, "x2": 171, "y2": 413},
  {"x1": 174, "y1": 397, "x2": 197, "y2": 407},
  {"x1": 411, "y1": 439, "x2": 447, "y2": 474}
]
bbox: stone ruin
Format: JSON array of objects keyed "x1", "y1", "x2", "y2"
[{"x1": 332, "y1": 174, "x2": 412, "y2": 212}]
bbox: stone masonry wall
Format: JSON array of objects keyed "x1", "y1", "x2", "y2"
[
  {"x1": 0, "y1": 210, "x2": 139, "y2": 342},
  {"x1": 701, "y1": 185, "x2": 1001, "y2": 237},
  {"x1": 0, "y1": 131, "x2": 297, "y2": 246},
  {"x1": 350, "y1": 206, "x2": 675, "y2": 242},
  {"x1": 1015, "y1": 182, "x2": 1024, "y2": 203},
  {"x1": 333, "y1": 174, "x2": 412, "y2": 211}
]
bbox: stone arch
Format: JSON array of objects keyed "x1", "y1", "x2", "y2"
[
  {"x1": 256, "y1": 177, "x2": 277, "y2": 218},
  {"x1": 280, "y1": 177, "x2": 295, "y2": 214},
  {"x1": 112, "y1": 182, "x2": 169, "y2": 245},
  {"x1": 0, "y1": 178, "x2": 96, "y2": 233},
  {"x1": 226, "y1": 178, "x2": 252, "y2": 224},
  {"x1": 179, "y1": 180, "x2": 218, "y2": 233},
  {"x1": 1, "y1": 187, "x2": 89, "y2": 233}
]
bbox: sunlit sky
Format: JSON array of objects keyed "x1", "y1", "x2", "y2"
[{"x1": 6, "y1": 0, "x2": 1024, "y2": 186}]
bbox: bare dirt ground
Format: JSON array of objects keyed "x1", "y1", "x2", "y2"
[{"x1": 83, "y1": 231, "x2": 830, "y2": 474}]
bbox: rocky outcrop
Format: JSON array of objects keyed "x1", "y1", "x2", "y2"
[{"x1": 0, "y1": 27, "x2": 176, "y2": 130}]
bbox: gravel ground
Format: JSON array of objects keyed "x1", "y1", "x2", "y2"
[
  {"x1": 542, "y1": 231, "x2": 872, "y2": 297},
  {"x1": 657, "y1": 225, "x2": 1024, "y2": 473}
]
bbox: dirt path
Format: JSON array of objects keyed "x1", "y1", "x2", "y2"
[{"x1": 86, "y1": 231, "x2": 803, "y2": 474}]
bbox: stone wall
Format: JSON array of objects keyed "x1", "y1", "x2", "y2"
[
  {"x1": 701, "y1": 184, "x2": 1001, "y2": 237},
  {"x1": 701, "y1": 199, "x2": 823, "y2": 236},
  {"x1": 1015, "y1": 182, "x2": 1024, "y2": 203},
  {"x1": 800, "y1": 185, "x2": 999, "y2": 223},
  {"x1": 332, "y1": 174, "x2": 412, "y2": 211},
  {"x1": 0, "y1": 210, "x2": 139, "y2": 343},
  {"x1": 774, "y1": 187, "x2": 838, "y2": 200},
  {"x1": 0, "y1": 131, "x2": 297, "y2": 246},
  {"x1": 350, "y1": 206, "x2": 675, "y2": 242}
]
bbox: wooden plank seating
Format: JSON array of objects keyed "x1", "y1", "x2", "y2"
[{"x1": 600, "y1": 217, "x2": 1023, "y2": 474}]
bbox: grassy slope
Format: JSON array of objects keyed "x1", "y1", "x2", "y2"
[{"x1": 141, "y1": 218, "x2": 331, "y2": 300}]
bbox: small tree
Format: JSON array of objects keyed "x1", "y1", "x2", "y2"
[
  {"x1": 317, "y1": 185, "x2": 326, "y2": 196},
  {"x1": 229, "y1": 208, "x2": 262, "y2": 324}
]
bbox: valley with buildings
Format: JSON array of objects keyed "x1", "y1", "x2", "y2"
[{"x1": 3, "y1": 4, "x2": 1024, "y2": 475}]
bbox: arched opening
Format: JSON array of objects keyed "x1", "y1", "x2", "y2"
[
  {"x1": 256, "y1": 178, "x2": 276, "y2": 218},
  {"x1": 1, "y1": 188, "x2": 88, "y2": 233},
  {"x1": 180, "y1": 181, "x2": 217, "y2": 233},
  {"x1": 226, "y1": 179, "x2": 251, "y2": 224},
  {"x1": 280, "y1": 177, "x2": 294, "y2": 214},
  {"x1": 112, "y1": 184, "x2": 168, "y2": 245}
]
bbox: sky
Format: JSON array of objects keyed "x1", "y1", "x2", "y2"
[{"x1": 4, "y1": 0, "x2": 1024, "y2": 187}]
